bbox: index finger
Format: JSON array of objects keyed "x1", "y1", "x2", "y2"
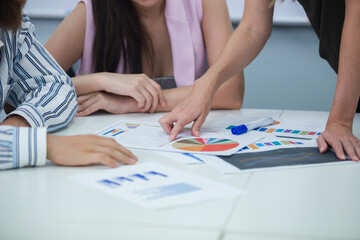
[
  {"x1": 169, "y1": 120, "x2": 188, "y2": 141},
  {"x1": 159, "y1": 113, "x2": 176, "y2": 135},
  {"x1": 96, "y1": 135, "x2": 135, "y2": 159},
  {"x1": 191, "y1": 115, "x2": 206, "y2": 137},
  {"x1": 150, "y1": 80, "x2": 166, "y2": 106}
]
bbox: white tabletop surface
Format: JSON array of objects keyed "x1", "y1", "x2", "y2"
[{"x1": 1, "y1": 109, "x2": 359, "y2": 240}]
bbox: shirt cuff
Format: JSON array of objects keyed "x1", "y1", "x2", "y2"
[
  {"x1": 13, "y1": 127, "x2": 47, "y2": 168},
  {"x1": 8, "y1": 104, "x2": 45, "y2": 128}
]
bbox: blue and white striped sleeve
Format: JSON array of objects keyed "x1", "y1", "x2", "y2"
[
  {"x1": 6, "y1": 16, "x2": 77, "y2": 133},
  {"x1": 0, "y1": 125, "x2": 47, "y2": 170}
]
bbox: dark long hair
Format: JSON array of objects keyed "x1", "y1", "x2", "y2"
[
  {"x1": 91, "y1": 0, "x2": 154, "y2": 74},
  {"x1": 0, "y1": 0, "x2": 26, "y2": 32}
]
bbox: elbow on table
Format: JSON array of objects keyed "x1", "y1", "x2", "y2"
[
  {"x1": 214, "y1": 91, "x2": 244, "y2": 110},
  {"x1": 226, "y1": 95, "x2": 244, "y2": 110}
]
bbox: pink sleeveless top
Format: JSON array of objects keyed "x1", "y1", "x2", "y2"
[{"x1": 77, "y1": 0, "x2": 208, "y2": 87}]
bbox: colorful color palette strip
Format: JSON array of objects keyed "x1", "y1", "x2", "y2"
[
  {"x1": 253, "y1": 127, "x2": 321, "y2": 136},
  {"x1": 238, "y1": 140, "x2": 304, "y2": 152}
]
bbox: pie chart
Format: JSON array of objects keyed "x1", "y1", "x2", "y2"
[{"x1": 172, "y1": 138, "x2": 239, "y2": 152}]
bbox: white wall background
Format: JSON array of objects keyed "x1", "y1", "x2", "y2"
[{"x1": 25, "y1": 0, "x2": 337, "y2": 111}]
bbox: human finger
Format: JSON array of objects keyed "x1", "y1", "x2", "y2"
[
  {"x1": 330, "y1": 139, "x2": 346, "y2": 160},
  {"x1": 158, "y1": 113, "x2": 176, "y2": 135},
  {"x1": 316, "y1": 134, "x2": 328, "y2": 153},
  {"x1": 77, "y1": 96, "x2": 96, "y2": 113},
  {"x1": 191, "y1": 115, "x2": 206, "y2": 137},
  {"x1": 137, "y1": 87, "x2": 153, "y2": 112},
  {"x1": 77, "y1": 93, "x2": 96, "y2": 104},
  {"x1": 169, "y1": 120, "x2": 188, "y2": 141},
  {"x1": 94, "y1": 146, "x2": 136, "y2": 165},
  {"x1": 353, "y1": 139, "x2": 360, "y2": 161},
  {"x1": 77, "y1": 99, "x2": 103, "y2": 117},
  {"x1": 342, "y1": 138, "x2": 359, "y2": 161},
  {"x1": 76, "y1": 95, "x2": 100, "y2": 116},
  {"x1": 129, "y1": 89, "x2": 146, "y2": 109},
  {"x1": 149, "y1": 80, "x2": 166, "y2": 106},
  {"x1": 99, "y1": 137, "x2": 136, "y2": 160},
  {"x1": 144, "y1": 84, "x2": 160, "y2": 113},
  {"x1": 88, "y1": 153, "x2": 121, "y2": 168}
]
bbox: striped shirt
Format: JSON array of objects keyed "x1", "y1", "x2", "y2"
[{"x1": 0, "y1": 15, "x2": 77, "y2": 170}]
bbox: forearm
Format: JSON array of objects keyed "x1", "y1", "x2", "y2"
[
  {"x1": 0, "y1": 115, "x2": 31, "y2": 127},
  {"x1": 196, "y1": 19, "x2": 271, "y2": 97},
  {"x1": 155, "y1": 73, "x2": 244, "y2": 112},
  {"x1": 72, "y1": 73, "x2": 105, "y2": 96},
  {"x1": 328, "y1": 0, "x2": 360, "y2": 128}
]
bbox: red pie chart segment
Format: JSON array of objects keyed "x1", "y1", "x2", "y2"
[{"x1": 172, "y1": 138, "x2": 239, "y2": 152}]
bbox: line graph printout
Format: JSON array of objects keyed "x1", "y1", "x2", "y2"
[{"x1": 96, "y1": 120, "x2": 261, "y2": 155}]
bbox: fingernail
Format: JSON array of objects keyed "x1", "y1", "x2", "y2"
[
  {"x1": 129, "y1": 158, "x2": 137, "y2": 164},
  {"x1": 113, "y1": 162, "x2": 121, "y2": 168},
  {"x1": 341, "y1": 155, "x2": 346, "y2": 160}
]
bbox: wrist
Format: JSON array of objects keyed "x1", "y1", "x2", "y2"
[
  {"x1": 327, "y1": 116, "x2": 354, "y2": 130},
  {"x1": 91, "y1": 73, "x2": 108, "y2": 92},
  {"x1": 327, "y1": 107, "x2": 354, "y2": 129},
  {"x1": 0, "y1": 115, "x2": 30, "y2": 127},
  {"x1": 46, "y1": 134, "x2": 60, "y2": 161},
  {"x1": 118, "y1": 96, "x2": 141, "y2": 113},
  {"x1": 327, "y1": 102, "x2": 356, "y2": 130},
  {"x1": 46, "y1": 134, "x2": 54, "y2": 158},
  {"x1": 194, "y1": 74, "x2": 218, "y2": 97}
]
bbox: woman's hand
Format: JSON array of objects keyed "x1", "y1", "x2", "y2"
[
  {"x1": 159, "y1": 79, "x2": 215, "y2": 141},
  {"x1": 317, "y1": 122, "x2": 360, "y2": 161},
  {"x1": 47, "y1": 134, "x2": 138, "y2": 167},
  {"x1": 99, "y1": 73, "x2": 166, "y2": 112},
  {"x1": 76, "y1": 92, "x2": 141, "y2": 117}
]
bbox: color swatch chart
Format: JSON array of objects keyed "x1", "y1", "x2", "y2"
[
  {"x1": 252, "y1": 127, "x2": 321, "y2": 137},
  {"x1": 236, "y1": 132, "x2": 318, "y2": 154},
  {"x1": 238, "y1": 140, "x2": 304, "y2": 152}
]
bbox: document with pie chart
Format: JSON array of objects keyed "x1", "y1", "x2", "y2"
[{"x1": 96, "y1": 120, "x2": 261, "y2": 156}]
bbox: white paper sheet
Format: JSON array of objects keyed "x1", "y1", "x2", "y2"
[
  {"x1": 69, "y1": 162, "x2": 244, "y2": 209},
  {"x1": 96, "y1": 120, "x2": 261, "y2": 156},
  {"x1": 157, "y1": 151, "x2": 205, "y2": 165},
  {"x1": 194, "y1": 154, "x2": 242, "y2": 174}
]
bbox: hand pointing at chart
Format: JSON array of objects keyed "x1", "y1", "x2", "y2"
[
  {"x1": 159, "y1": 78, "x2": 215, "y2": 141},
  {"x1": 159, "y1": 0, "x2": 274, "y2": 140}
]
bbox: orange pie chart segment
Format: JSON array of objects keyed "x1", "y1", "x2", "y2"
[{"x1": 172, "y1": 138, "x2": 239, "y2": 152}]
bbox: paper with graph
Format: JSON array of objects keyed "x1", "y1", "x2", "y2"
[{"x1": 96, "y1": 120, "x2": 261, "y2": 156}]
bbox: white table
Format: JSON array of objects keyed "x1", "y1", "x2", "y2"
[{"x1": 1, "y1": 109, "x2": 359, "y2": 240}]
